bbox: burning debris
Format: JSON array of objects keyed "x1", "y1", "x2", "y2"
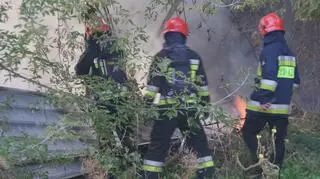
[{"x1": 233, "y1": 95, "x2": 247, "y2": 133}]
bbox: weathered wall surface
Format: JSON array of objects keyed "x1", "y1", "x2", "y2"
[{"x1": 0, "y1": 0, "x2": 257, "y2": 112}]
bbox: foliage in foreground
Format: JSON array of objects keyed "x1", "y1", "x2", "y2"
[{"x1": 1, "y1": 0, "x2": 320, "y2": 178}]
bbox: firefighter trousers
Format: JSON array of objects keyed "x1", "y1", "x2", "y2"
[
  {"x1": 242, "y1": 111, "x2": 289, "y2": 168},
  {"x1": 143, "y1": 109, "x2": 215, "y2": 179}
]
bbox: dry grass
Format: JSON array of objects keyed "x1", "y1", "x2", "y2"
[
  {"x1": 82, "y1": 157, "x2": 108, "y2": 179},
  {"x1": 0, "y1": 156, "x2": 16, "y2": 179},
  {"x1": 0, "y1": 156, "x2": 9, "y2": 170},
  {"x1": 180, "y1": 150, "x2": 198, "y2": 179}
]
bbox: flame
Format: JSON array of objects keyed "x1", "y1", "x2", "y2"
[
  {"x1": 234, "y1": 95, "x2": 247, "y2": 119},
  {"x1": 233, "y1": 95, "x2": 247, "y2": 131}
]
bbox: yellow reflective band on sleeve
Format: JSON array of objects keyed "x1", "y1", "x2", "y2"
[
  {"x1": 198, "y1": 91, "x2": 209, "y2": 96},
  {"x1": 190, "y1": 59, "x2": 200, "y2": 82},
  {"x1": 146, "y1": 91, "x2": 156, "y2": 98},
  {"x1": 158, "y1": 98, "x2": 178, "y2": 106},
  {"x1": 146, "y1": 85, "x2": 159, "y2": 98},
  {"x1": 191, "y1": 70, "x2": 196, "y2": 82},
  {"x1": 198, "y1": 86, "x2": 210, "y2": 96},
  {"x1": 158, "y1": 99, "x2": 166, "y2": 105},
  {"x1": 186, "y1": 97, "x2": 196, "y2": 103},
  {"x1": 257, "y1": 62, "x2": 262, "y2": 78},
  {"x1": 260, "y1": 79, "x2": 277, "y2": 92},
  {"x1": 198, "y1": 161, "x2": 214, "y2": 169},
  {"x1": 278, "y1": 56, "x2": 296, "y2": 67},
  {"x1": 191, "y1": 64, "x2": 199, "y2": 71},
  {"x1": 190, "y1": 59, "x2": 200, "y2": 70},
  {"x1": 246, "y1": 100, "x2": 290, "y2": 115},
  {"x1": 143, "y1": 165, "x2": 163, "y2": 173},
  {"x1": 167, "y1": 67, "x2": 175, "y2": 84}
]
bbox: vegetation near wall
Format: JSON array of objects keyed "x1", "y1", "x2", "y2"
[{"x1": 0, "y1": 0, "x2": 319, "y2": 178}]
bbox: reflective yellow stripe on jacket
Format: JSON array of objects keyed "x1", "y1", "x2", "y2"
[
  {"x1": 257, "y1": 62, "x2": 262, "y2": 79},
  {"x1": 143, "y1": 160, "x2": 163, "y2": 173},
  {"x1": 146, "y1": 85, "x2": 159, "y2": 98},
  {"x1": 197, "y1": 156, "x2": 215, "y2": 169},
  {"x1": 190, "y1": 59, "x2": 200, "y2": 82},
  {"x1": 259, "y1": 79, "x2": 278, "y2": 92},
  {"x1": 247, "y1": 100, "x2": 290, "y2": 115}
]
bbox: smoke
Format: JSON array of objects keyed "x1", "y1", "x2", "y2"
[{"x1": 118, "y1": 0, "x2": 257, "y2": 112}]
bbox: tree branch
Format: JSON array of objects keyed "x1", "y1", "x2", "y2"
[
  {"x1": 212, "y1": 69, "x2": 250, "y2": 105},
  {"x1": 157, "y1": 0, "x2": 184, "y2": 37},
  {"x1": 0, "y1": 63, "x2": 54, "y2": 91}
]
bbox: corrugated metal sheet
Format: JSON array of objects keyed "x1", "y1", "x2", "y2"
[
  {"x1": 0, "y1": 86, "x2": 186, "y2": 178},
  {"x1": 0, "y1": 86, "x2": 89, "y2": 178}
]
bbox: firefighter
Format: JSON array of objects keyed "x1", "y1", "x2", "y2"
[
  {"x1": 75, "y1": 2, "x2": 128, "y2": 97},
  {"x1": 241, "y1": 12, "x2": 301, "y2": 176},
  {"x1": 143, "y1": 17, "x2": 215, "y2": 179},
  {"x1": 75, "y1": 2, "x2": 135, "y2": 178}
]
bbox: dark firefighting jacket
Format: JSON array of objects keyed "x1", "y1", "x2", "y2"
[
  {"x1": 145, "y1": 32, "x2": 210, "y2": 107},
  {"x1": 75, "y1": 33, "x2": 127, "y2": 83},
  {"x1": 75, "y1": 32, "x2": 128, "y2": 104},
  {"x1": 247, "y1": 31, "x2": 301, "y2": 115}
]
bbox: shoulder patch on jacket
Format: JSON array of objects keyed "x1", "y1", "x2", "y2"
[{"x1": 277, "y1": 55, "x2": 296, "y2": 79}]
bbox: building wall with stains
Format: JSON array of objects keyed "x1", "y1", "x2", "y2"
[{"x1": 0, "y1": 0, "x2": 257, "y2": 112}]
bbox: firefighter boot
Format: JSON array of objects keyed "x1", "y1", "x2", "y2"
[
  {"x1": 144, "y1": 171, "x2": 160, "y2": 179},
  {"x1": 196, "y1": 167, "x2": 216, "y2": 179}
]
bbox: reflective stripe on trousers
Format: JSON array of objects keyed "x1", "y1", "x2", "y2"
[
  {"x1": 157, "y1": 96, "x2": 197, "y2": 106},
  {"x1": 143, "y1": 160, "x2": 164, "y2": 173},
  {"x1": 247, "y1": 100, "x2": 290, "y2": 115},
  {"x1": 197, "y1": 156, "x2": 214, "y2": 169},
  {"x1": 146, "y1": 85, "x2": 159, "y2": 98}
]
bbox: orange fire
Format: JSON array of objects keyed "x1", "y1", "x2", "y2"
[{"x1": 233, "y1": 95, "x2": 247, "y2": 131}]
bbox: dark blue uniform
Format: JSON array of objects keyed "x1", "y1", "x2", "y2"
[
  {"x1": 75, "y1": 34, "x2": 127, "y2": 84},
  {"x1": 75, "y1": 32, "x2": 134, "y2": 178},
  {"x1": 242, "y1": 31, "x2": 301, "y2": 168},
  {"x1": 143, "y1": 32, "x2": 214, "y2": 179},
  {"x1": 75, "y1": 33, "x2": 129, "y2": 104}
]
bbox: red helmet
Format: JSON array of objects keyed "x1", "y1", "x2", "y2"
[
  {"x1": 259, "y1": 12, "x2": 285, "y2": 36},
  {"x1": 85, "y1": 18, "x2": 110, "y2": 39},
  {"x1": 163, "y1": 17, "x2": 189, "y2": 37}
]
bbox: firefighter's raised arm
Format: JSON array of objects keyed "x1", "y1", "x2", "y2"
[
  {"x1": 144, "y1": 52, "x2": 167, "y2": 103},
  {"x1": 195, "y1": 57, "x2": 210, "y2": 103},
  {"x1": 75, "y1": 38, "x2": 99, "y2": 75}
]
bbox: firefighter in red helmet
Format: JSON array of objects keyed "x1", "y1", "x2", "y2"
[
  {"x1": 81, "y1": 1, "x2": 111, "y2": 41},
  {"x1": 143, "y1": 17, "x2": 215, "y2": 179},
  {"x1": 241, "y1": 12, "x2": 301, "y2": 178},
  {"x1": 75, "y1": 2, "x2": 136, "y2": 178}
]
